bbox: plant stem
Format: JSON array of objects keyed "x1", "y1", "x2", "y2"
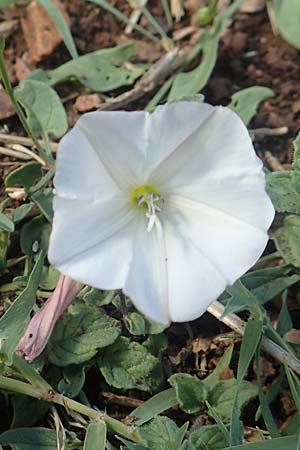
[
  {"x1": 0, "y1": 40, "x2": 51, "y2": 164},
  {"x1": 207, "y1": 300, "x2": 300, "y2": 375},
  {"x1": 87, "y1": 0, "x2": 159, "y2": 43},
  {"x1": 161, "y1": 0, "x2": 173, "y2": 28},
  {"x1": 0, "y1": 375, "x2": 142, "y2": 442}
]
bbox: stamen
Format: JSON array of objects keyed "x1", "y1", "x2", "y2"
[{"x1": 138, "y1": 192, "x2": 164, "y2": 233}]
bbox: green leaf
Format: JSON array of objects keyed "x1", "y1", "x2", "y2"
[
  {"x1": 266, "y1": 171, "x2": 300, "y2": 214},
  {"x1": 0, "y1": 251, "x2": 44, "y2": 364},
  {"x1": 15, "y1": 79, "x2": 67, "y2": 138},
  {"x1": 272, "y1": 215, "x2": 300, "y2": 266},
  {"x1": 277, "y1": 291, "x2": 293, "y2": 336},
  {"x1": 0, "y1": 0, "x2": 18, "y2": 5},
  {"x1": 285, "y1": 366, "x2": 300, "y2": 413},
  {"x1": 223, "y1": 281, "x2": 260, "y2": 316},
  {"x1": 223, "y1": 435, "x2": 300, "y2": 450},
  {"x1": 12, "y1": 395, "x2": 50, "y2": 428},
  {"x1": 168, "y1": 373, "x2": 207, "y2": 414},
  {"x1": 12, "y1": 203, "x2": 34, "y2": 223},
  {"x1": 0, "y1": 230, "x2": 9, "y2": 268},
  {"x1": 58, "y1": 363, "x2": 89, "y2": 398},
  {"x1": 127, "y1": 312, "x2": 146, "y2": 335},
  {"x1": 29, "y1": 44, "x2": 144, "y2": 92},
  {"x1": 228, "y1": 86, "x2": 274, "y2": 125},
  {"x1": 139, "y1": 417, "x2": 180, "y2": 450},
  {"x1": 5, "y1": 162, "x2": 42, "y2": 190},
  {"x1": 98, "y1": 336, "x2": 163, "y2": 392},
  {"x1": 273, "y1": 0, "x2": 300, "y2": 49},
  {"x1": 118, "y1": 437, "x2": 150, "y2": 450},
  {"x1": 168, "y1": 29, "x2": 220, "y2": 102},
  {"x1": 20, "y1": 216, "x2": 51, "y2": 256},
  {"x1": 292, "y1": 132, "x2": 300, "y2": 171},
  {"x1": 0, "y1": 427, "x2": 57, "y2": 450},
  {"x1": 203, "y1": 345, "x2": 233, "y2": 390},
  {"x1": 83, "y1": 421, "x2": 106, "y2": 450},
  {"x1": 31, "y1": 188, "x2": 54, "y2": 222},
  {"x1": 0, "y1": 212, "x2": 14, "y2": 232},
  {"x1": 47, "y1": 303, "x2": 121, "y2": 366},
  {"x1": 189, "y1": 424, "x2": 230, "y2": 450},
  {"x1": 231, "y1": 319, "x2": 262, "y2": 445},
  {"x1": 35, "y1": 0, "x2": 78, "y2": 59},
  {"x1": 208, "y1": 379, "x2": 258, "y2": 421},
  {"x1": 237, "y1": 319, "x2": 263, "y2": 383},
  {"x1": 131, "y1": 388, "x2": 178, "y2": 425}
]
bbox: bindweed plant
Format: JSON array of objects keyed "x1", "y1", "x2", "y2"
[{"x1": 1, "y1": 0, "x2": 300, "y2": 449}]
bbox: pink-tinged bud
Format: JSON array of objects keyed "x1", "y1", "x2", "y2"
[{"x1": 17, "y1": 274, "x2": 82, "y2": 362}]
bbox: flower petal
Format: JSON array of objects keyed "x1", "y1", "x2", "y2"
[
  {"x1": 168, "y1": 195, "x2": 269, "y2": 285},
  {"x1": 54, "y1": 124, "x2": 121, "y2": 201},
  {"x1": 48, "y1": 195, "x2": 135, "y2": 288},
  {"x1": 151, "y1": 106, "x2": 263, "y2": 188},
  {"x1": 164, "y1": 218, "x2": 226, "y2": 322},
  {"x1": 124, "y1": 216, "x2": 170, "y2": 324},
  {"x1": 142, "y1": 101, "x2": 214, "y2": 178},
  {"x1": 77, "y1": 111, "x2": 146, "y2": 190}
]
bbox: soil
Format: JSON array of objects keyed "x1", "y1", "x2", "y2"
[{"x1": 0, "y1": 0, "x2": 300, "y2": 436}]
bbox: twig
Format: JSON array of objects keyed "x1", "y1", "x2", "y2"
[
  {"x1": 101, "y1": 392, "x2": 143, "y2": 408},
  {"x1": 207, "y1": 300, "x2": 300, "y2": 375},
  {"x1": 125, "y1": 0, "x2": 148, "y2": 34},
  {"x1": 264, "y1": 150, "x2": 285, "y2": 172},
  {"x1": 250, "y1": 126, "x2": 288, "y2": 137},
  {"x1": 98, "y1": 49, "x2": 186, "y2": 111},
  {"x1": 0, "y1": 146, "x2": 31, "y2": 160},
  {"x1": 0, "y1": 133, "x2": 58, "y2": 152},
  {"x1": 11, "y1": 144, "x2": 47, "y2": 166}
]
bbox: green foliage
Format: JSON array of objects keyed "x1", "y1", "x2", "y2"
[
  {"x1": 168, "y1": 373, "x2": 207, "y2": 414},
  {"x1": 35, "y1": 0, "x2": 78, "y2": 59},
  {"x1": 131, "y1": 388, "x2": 178, "y2": 426},
  {"x1": 0, "y1": 251, "x2": 44, "y2": 364},
  {"x1": 228, "y1": 86, "x2": 274, "y2": 125},
  {"x1": 273, "y1": 215, "x2": 300, "y2": 267},
  {"x1": 20, "y1": 216, "x2": 51, "y2": 256},
  {"x1": 266, "y1": 171, "x2": 300, "y2": 214},
  {"x1": 29, "y1": 44, "x2": 144, "y2": 93},
  {"x1": 0, "y1": 427, "x2": 57, "y2": 450},
  {"x1": 47, "y1": 303, "x2": 121, "y2": 366},
  {"x1": 139, "y1": 417, "x2": 182, "y2": 450},
  {"x1": 208, "y1": 379, "x2": 258, "y2": 421},
  {"x1": 98, "y1": 336, "x2": 163, "y2": 392},
  {"x1": 0, "y1": 230, "x2": 9, "y2": 268},
  {"x1": 273, "y1": 0, "x2": 300, "y2": 49},
  {"x1": 5, "y1": 162, "x2": 43, "y2": 191},
  {"x1": 189, "y1": 424, "x2": 230, "y2": 450},
  {"x1": 57, "y1": 363, "x2": 90, "y2": 397},
  {"x1": 223, "y1": 435, "x2": 300, "y2": 450},
  {"x1": 31, "y1": 188, "x2": 54, "y2": 222},
  {"x1": 15, "y1": 80, "x2": 68, "y2": 138},
  {"x1": 0, "y1": 212, "x2": 14, "y2": 232},
  {"x1": 83, "y1": 422, "x2": 106, "y2": 450}
]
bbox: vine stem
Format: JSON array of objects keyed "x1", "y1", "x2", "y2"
[
  {"x1": 207, "y1": 300, "x2": 300, "y2": 375},
  {"x1": 0, "y1": 375, "x2": 142, "y2": 442}
]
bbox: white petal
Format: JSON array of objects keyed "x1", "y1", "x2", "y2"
[
  {"x1": 168, "y1": 195, "x2": 269, "y2": 285},
  {"x1": 77, "y1": 111, "x2": 146, "y2": 190},
  {"x1": 54, "y1": 124, "x2": 121, "y2": 201},
  {"x1": 151, "y1": 106, "x2": 264, "y2": 188},
  {"x1": 123, "y1": 216, "x2": 170, "y2": 324},
  {"x1": 164, "y1": 218, "x2": 226, "y2": 322},
  {"x1": 54, "y1": 219, "x2": 135, "y2": 289},
  {"x1": 48, "y1": 195, "x2": 135, "y2": 288},
  {"x1": 142, "y1": 101, "x2": 214, "y2": 178}
]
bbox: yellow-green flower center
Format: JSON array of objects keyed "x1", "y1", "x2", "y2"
[
  {"x1": 130, "y1": 183, "x2": 159, "y2": 209},
  {"x1": 130, "y1": 184, "x2": 164, "y2": 232}
]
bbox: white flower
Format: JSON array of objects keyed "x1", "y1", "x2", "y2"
[{"x1": 48, "y1": 101, "x2": 274, "y2": 325}]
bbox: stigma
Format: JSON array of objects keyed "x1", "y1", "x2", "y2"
[{"x1": 137, "y1": 192, "x2": 164, "y2": 233}]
